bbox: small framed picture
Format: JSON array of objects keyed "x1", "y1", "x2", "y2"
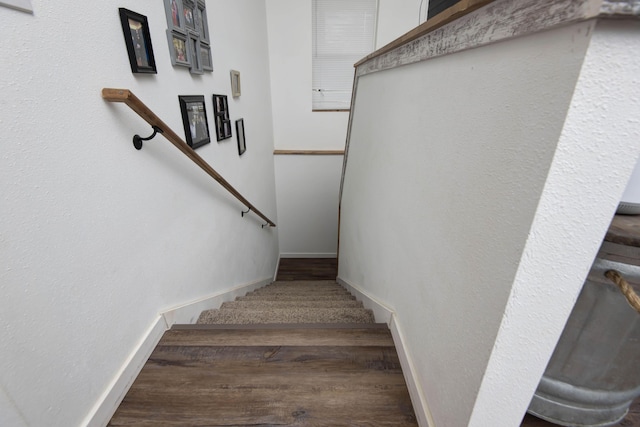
[
  {"x1": 167, "y1": 30, "x2": 190, "y2": 67},
  {"x1": 188, "y1": 34, "x2": 203, "y2": 74},
  {"x1": 164, "y1": 0, "x2": 184, "y2": 32},
  {"x1": 119, "y1": 8, "x2": 157, "y2": 74},
  {"x1": 196, "y1": 0, "x2": 210, "y2": 43},
  {"x1": 212, "y1": 94, "x2": 231, "y2": 141},
  {"x1": 178, "y1": 95, "x2": 210, "y2": 149},
  {"x1": 183, "y1": 0, "x2": 197, "y2": 34},
  {"x1": 230, "y1": 70, "x2": 241, "y2": 97},
  {"x1": 236, "y1": 119, "x2": 246, "y2": 156},
  {"x1": 200, "y1": 42, "x2": 213, "y2": 71}
]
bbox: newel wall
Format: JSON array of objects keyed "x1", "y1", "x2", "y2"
[
  {"x1": 338, "y1": 1, "x2": 640, "y2": 426},
  {"x1": 0, "y1": 1, "x2": 278, "y2": 426}
]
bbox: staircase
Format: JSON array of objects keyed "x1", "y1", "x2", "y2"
[
  {"x1": 197, "y1": 280, "x2": 376, "y2": 324},
  {"x1": 108, "y1": 277, "x2": 418, "y2": 426}
]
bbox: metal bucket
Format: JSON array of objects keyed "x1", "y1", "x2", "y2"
[{"x1": 528, "y1": 258, "x2": 640, "y2": 427}]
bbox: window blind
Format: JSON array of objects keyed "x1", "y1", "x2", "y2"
[{"x1": 312, "y1": 0, "x2": 377, "y2": 110}]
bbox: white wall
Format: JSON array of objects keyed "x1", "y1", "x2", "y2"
[
  {"x1": 0, "y1": 1, "x2": 278, "y2": 426},
  {"x1": 377, "y1": 0, "x2": 423, "y2": 48},
  {"x1": 274, "y1": 155, "x2": 343, "y2": 257},
  {"x1": 266, "y1": 0, "x2": 418, "y2": 257},
  {"x1": 339, "y1": 20, "x2": 640, "y2": 427}
]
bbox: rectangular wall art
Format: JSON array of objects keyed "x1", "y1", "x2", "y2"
[
  {"x1": 119, "y1": 8, "x2": 157, "y2": 74},
  {"x1": 178, "y1": 95, "x2": 210, "y2": 149}
]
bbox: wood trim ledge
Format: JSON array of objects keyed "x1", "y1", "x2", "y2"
[{"x1": 355, "y1": 0, "x2": 640, "y2": 77}]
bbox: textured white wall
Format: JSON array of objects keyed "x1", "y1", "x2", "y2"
[
  {"x1": 338, "y1": 21, "x2": 626, "y2": 427},
  {"x1": 376, "y1": 0, "x2": 423, "y2": 48},
  {"x1": 266, "y1": 0, "x2": 418, "y2": 257},
  {"x1": 469, "y1": 19, "x2": 640, "y2": 427},
  {"x1": 274, "y1": 155, "x2": 343, "y2": 257},
  {"x1": 0, "y1": 1, "x2": 278, "y2": 426}
]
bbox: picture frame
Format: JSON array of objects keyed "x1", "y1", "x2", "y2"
[
  {"x1": 236, "y1": 119, "x2": 246, "y2": 156},
  {"x1": 212, "y1": 94, "x2": 232, "y2": 141},
  {"x1": 166, "y1": 30, "x2": 190, "y2": 67},
  {"x1": 200, "y1": 42, "x2": 213, "y2": 71},
  {"x1": 196, "y1": 0, "x2": 210, "y2": 43},
  {"x1": 188, "y1": 33, "x2": 203, "y2": 74},
  {"x1": 182, "y1": 0, "x2": 197, "y2": 34},
  {"x1": 230, "y1": 70, "x2": 241, "y2": 97},
  {"x1": 163, "y1": 0, "x2": 211, "y2": 72},
  {"x1": 178, "y1": 95, "x2": 210, "y2": 149},
  {"x1": 164, "y1": 0, "x2": 184, "y2": 32},
  {"x1": 119, "y1": 8, "x2": 157, "y2": 74}
]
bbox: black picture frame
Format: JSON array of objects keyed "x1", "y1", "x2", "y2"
[
  {"x1": 236, "y1": 119, "x2": 246, "y2": 156},
  {"x1": 178, "y1": 95, "x2": 210, "y2": 149},
  {"x1": 119, "y1": 8, "x2": 157, "y2": 74},
  {"x1": 212, "y1": 94, "x2": 232, "y2": 141}
]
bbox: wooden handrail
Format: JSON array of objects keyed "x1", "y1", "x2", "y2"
[{"x1": 102, "y1": 88, "x2": 275, "y2": 227}]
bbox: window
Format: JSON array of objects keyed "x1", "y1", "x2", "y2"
[{"x1": 312, "y1": 0, "x2": 377, "y2": 111}]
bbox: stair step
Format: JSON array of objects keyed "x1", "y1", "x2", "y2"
[
  {"x1": 237, "y1": 294, "x2": 356, "y2": 301},
  {"x1": 246, "y1": 289, "x2": 352, "y2": 297},
  {"x1": 270, "y1": 280, "x2": 339, "y2": 286},
  {"x1": 220, "y1": 300, "x2": 364, "y2": 310},
  {"x1": 161, "y1": 324, "x2": 393, "y2": 346},
  {"x1": 197, "y1": 307, "x2": 375, "y2": 324}
]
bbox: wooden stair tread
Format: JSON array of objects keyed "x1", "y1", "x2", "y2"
[
  {"x1": 110, "y1": 328, "x2": 417, "y2": 426},
  {"x1": 161, "y1": 325, "x2": 394, "y2": 346}
]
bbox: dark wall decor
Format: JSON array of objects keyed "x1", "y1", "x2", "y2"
[
  {"x1": 164, "y1": 0, "x2": 212, "y2": 74},
  {"x1": 236, "y1": 119, "x2": 246, "y2": 156},
  {"x1": 119, "y1": 8, "x2": 157, "y2": 74},
  {"x1": 178, "y1": 95, "x2": 210, "y2": 149},
  {"x1": 212, "y1": 94, "x2": 232, "y2": 141},
  {"x1": 427, "y1": 0, "x2": 463, "y2": 19}
]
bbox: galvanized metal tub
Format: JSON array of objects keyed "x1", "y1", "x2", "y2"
[{"x1": 528, "y1": 258, "x2": 640, "y2": 427}]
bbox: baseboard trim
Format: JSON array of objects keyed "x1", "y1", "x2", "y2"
[
  {"x1": 280, "y1": 253, "x2": 337, "y2": 259},
  {"x1": 336, "y1": 277, "x2": 393, "y2": 324},
  {"x1": 273, "y1": 255, "x2": 281, "y2": 281},
  {"x1": 84, "y1": 277, "x2": 273, "y2": 427},
  {"x1": 336, "y1": 277, "x2": 434, "y2": 427},
  {"x1": 82, "y1": 316, "x2": 166, "y2": 427},
  {"x1": 162, "y1": 277, "x2": 273, "y2": 326},
  {"x1": 389, "y1": 315, "x2": 435, "y2": 427}
]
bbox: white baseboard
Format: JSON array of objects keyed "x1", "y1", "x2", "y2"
[
  {"x1": 82, "y1": 317, "x2": 166, "y2": 427},
  {"x1": 273, "y1": 255, "x2": 281, "y2": 282},
  {"x1": 336, "y1": 277, "x2": 393, "y2": 324},
  {"x1": 162, "y1": 277, "x2": 273, "y2": 326},
  {"x1": 389, "y1": 315, "x2": 435, "y2": 427},
  {"x1": 280, "y1": 252, "x2": 337, "y2": 258},
  {"x1": 336, "y1": 277, "x2": 434, "y2": 427},
  {"x1": 84, "y1": 277, "x2": 272, "y2": 427}
]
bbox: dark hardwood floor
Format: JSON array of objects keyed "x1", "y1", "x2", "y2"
[
  {"x1": 108, "y1": 325, "x2": 417, "y2": 426},
  {"x1": 276, "y1": 258, "x2": 337, "y2": 281}
]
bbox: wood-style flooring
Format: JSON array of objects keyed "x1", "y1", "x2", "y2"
[
  {"x1": 108, "y1": 325, "x2": 417, "y2": 426},
  {"x1": 109, "y1": 259, "x2": 416, "y2": 426},
  {"x1": 276, "y1": 258, "x2": 337, "y2": 281}
]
